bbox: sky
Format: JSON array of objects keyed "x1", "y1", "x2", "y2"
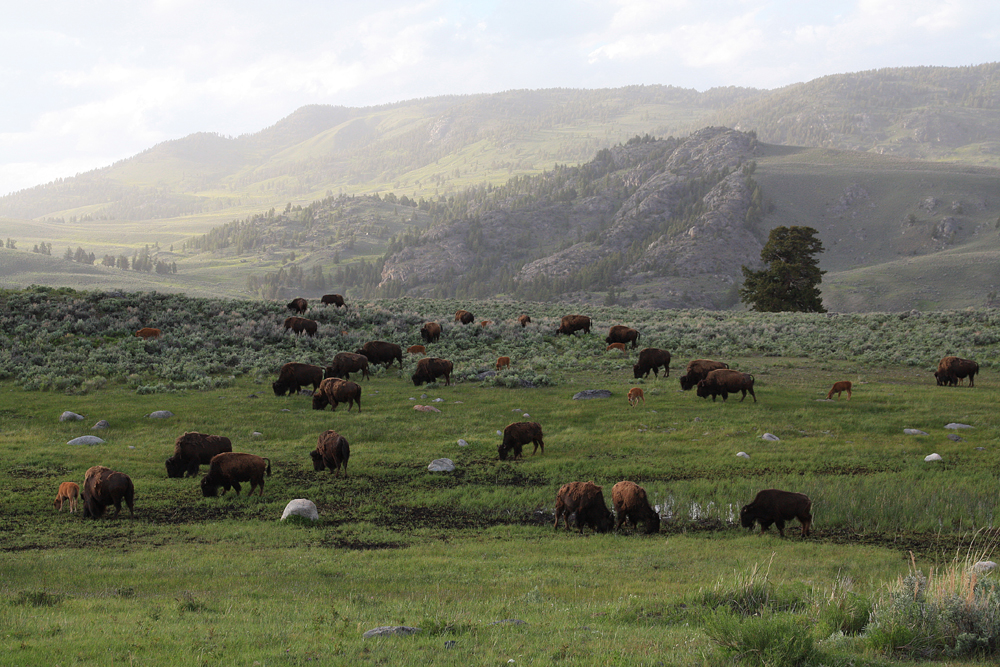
[{"x1": 1, "y1": 0, "x2": 998, "y2": 197}]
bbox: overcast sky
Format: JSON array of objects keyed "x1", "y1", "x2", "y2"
[{"x1": 1, "y1": 0, "x2": 997, "y2": 197}]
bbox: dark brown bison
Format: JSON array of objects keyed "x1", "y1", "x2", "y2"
[
  {"x1": 165, "y1": 432, "x2": 233, "y2": 478},
  {"x1": 420, "y1": 321, "x2": 442, "y2": 344},
  {"x1": 321, "y1": 294, "x2": 345, "y2": 307},
  {"x1": 324, "y1": 352, "x2": 370, "y2": 381},
  {"x1": 518, "y1": 314, "x2": 531, "y2": 328},
  {"x1": 82, "y1": 465, "x2": 135, "y2": 519},
  {"x1": 556, "y1": 314, "x2": 591, "y2": 336},
  {"x1": 312, "y1": 378, "x2": 362, "y2": 412},
  {"x1": 354, "y1": 341, "x2": 403, "y2": 369},
  {"x1": 935, "y1": 356, "x2": 979, "y2": 387},
  {"x1": 696, "y1": 369, "x2": 756, "y2": 402},
  {"x1": 135, "y1": 327, "x2": 161, "y2": 339},
  {"x1": 612, "y1": 480, "x2": 660, "y2": 534},
  {"x1": 553, "y1": 481, "x2": 613, "y2": 534},
  {"x1": 272, "y1": 362, "x2": 325, "y2": 396},
  {"x1": 283, "y1": 316, "x2": 318, "y2": 337},
  {"x1": 679, "y1": 359, "x2": 730, "y2": 390},
  {"x1": 606, "y1": 325, "x2": 640, "y2": 349},
  {"x1": 497, "y1": 422, "x2": 544, "y2": 460},
  {"x1": 411, "y1": 357, "x2": 454, "y2": 386},
  {"x1": 740, "y1": 489, "x2": 812, "y2": 537},
  {"x1": 633, "y1": 348, "x2": 671, "y2": 379},
  {"x1": 454, "y1": 309, "x2": 475, "y2": 325},
  {"x1": 310, "y1": 430, "x2": 350, "y2": 477},
  {"x1": 200, "y1": 452, "x2": 271, "y2": 498},
  {"x1": 287, "y1": 297, "x2": 308, "y2": 314}
]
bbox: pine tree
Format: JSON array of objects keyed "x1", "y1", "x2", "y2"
[{"x1": 739, "y1": 226, "x2": 826, "y2": 312}]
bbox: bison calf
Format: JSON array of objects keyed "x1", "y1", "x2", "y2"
[
  {"x1": 135, "y1": 327, "x2": 161, "y2": 339},
  {"x1": 496, "y1": 356, "x2": 511, "y2": 371},
  {"x1": 554, "y1": 481, "x2": 613, "y2": 534},
  {"x1": 518, "y1": 315, "x2": 531, "y2": 328},
  {"x1": 607, "y1": 342, "x2": 627, "y2": 354},
  {"x1": 201, "y1": 452, "x2": 271, "y2": 497},
  {"x1": 827, "y1": 381, "x2": 852, "y2": 400},
  {"x1": 82, "y1": 466, "x2": 135, "y2": 519},
  {"x1": 166, "y1": 432, "x2": 233, "y2": 478},
  {"x1": 498, "y1": 422, "x2": 544, "y2": 460},
  {"x1": 312, "y1": 378, "x2": 362, "y2": 412},
  {"x1": 627, "y1": 387, "x2": 644, "y2": 406},
  {"x1": 740, "y1": 489, "x2": 812, "y2": 537},
  {"x1": 311, "y1": 430, "x2": 350, "y2": 477},
  {"x1": 612, "y1": 481, "x2": 660, "y2": 534},
  {"x1": 408, "y1": 344, "x2": 426, "y2": 355},
  {"x1": 54, "y1": 481, "x2": 79, "y2": 512}
]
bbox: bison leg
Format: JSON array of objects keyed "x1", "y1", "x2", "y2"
[
  {"x1": 720, "y1": 391, "x2": 728, "y2": 402},
  {"x1": 774, "y1": 519, "x2": 786, "y2": 537},
  {"x1": 230, "y1": 481, "x2": 241, "y2": 496},
  {"x1": 532, "y1": 439, "x2": 544, "y2": 456}
]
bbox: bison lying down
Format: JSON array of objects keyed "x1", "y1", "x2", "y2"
[
  {"x1": 165, "y1": 432, "x2": 233, "y2": 478},
  {"x1": 82, "y1": 465, "x2": 134, "y2": 519},
  {"x1": 311, "y1": 430, "x2": 350, "y2": 477},
  {"x1": 272, "y1": 362, "x2": 325, "y2": 396},
  {"x1": 740, "y1": 489, "x2": 812, "y2": 537},
  {"x1": 412, "y1": 357, "x2": 453, "y2": 386},
  {"x1": 554, "y1": 481, "x2": 613, "y2": 534},
  {"x1": 201, "y1": 452, "x2": 271, "y2": 497},
  {"x1": 312, "y1": 378, "x2": 362, "y2": 412},
  {"x1": 696, "y1": 368, "x2": 756, "y2": 402},
  {"x1": 612, "y1": 480, "x2": 660, "y2": 534},
  {"x1": 498, "y1": 421, "x2": 544, "y2": 460}
]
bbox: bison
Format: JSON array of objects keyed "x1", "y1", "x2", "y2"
[
  {"x1": 407, "y1": 344, "x2": 426, "y2": 355},
  {"x1": 310, "y1": 430, "x2": 350, "y2": 477},
  {"x1": 420, "y1": 321, "x2": 442, "y2": 344},
  {"x1": 54, "y1": 481, "x2": 79, "y2": 512},
  {"x1": 553, "y1": 481, "x2": 613, "y2": 534},
  {"x1": 696, "y1": 369, "x2": 756, "y2": 402},
  {"x1": 283, "y1": 316, "x2": 318, "y2": 337},
  {"x1": 354, "y1": 341, "x2": 403, "y2": 369},
  {"x1": 324, "y1": 352, "x2": 370, "y2": 381},
  {"x1": 678, "y1": 359, "x2": 729, "y2": 390},
  {"x1": 321, "y1": 294, "x2": 346, "y2": 307},
  {"x1": 740, "y1": 489, "x2": 812, "y2": 537},
  {"x1": 496, "y1": 356, "x2": 511, "y2": 371},
  {"x1": 272, "y1": 362, "x2": 325, "y2": 396},
  {"x1": 454, "y1": 309, "x2": 475, "y2": 325},
  {"x1": 82, "y1": 466, "x2": 134, "y2": 519},
  {"x1": 556, "y1": 314, "x2": 591, "y2": 336},
  {"x1": 518, "y1": 315, "x2": 531, "y2": 328},
  {"x1": 607, "y1": 342, "x2": 627, "y2": 354},
  {"x1": 200, "y1": 452, "x2": 271, "y2": 498},
  {"x1": 412, "y1": 357, "x2": 454, "y2": 386},
  {"x1": 312, "y1": 378, "x2": 362, "y2": 412},
  {"x1": 606, "y1": 325, "x2": 640, "y2": 349},
  {"x1": 287, "y1": 297, "x2": 308, "y2": 314},
  {"x1": 135, "y1": 327, "x2": 161, "y2": 339},
  {"x1": 936, "y1": 356, "x2": 979, "y2": 387},
  {"x1": 497, "y1": 422, "x2": 544, "y2": 460},
  {"x1": 165, "y1": 432, "x2": 233, "y2": 478},
  {"x1": 480, "y1": 320, "x2": 492, "y2": 328},
  {"x1": 633, "y1": 348, "x2": 672, "y2": 379},
  {"x1": 827, "y1": 381, "x2": 852, "y2": 400},
  {"x1": 627, "y1": 387, "x2": 644, "y2": 406},
  {"x1": 612, "y1": 481, "x2": 660, "y2": 534}
]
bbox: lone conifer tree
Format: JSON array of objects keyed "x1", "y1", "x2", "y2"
[{"x1": 739, "y1": 226, "x2": 826, "y2": 312}]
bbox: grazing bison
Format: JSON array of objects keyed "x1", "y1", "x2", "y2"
[
  {"x1": 287, "y1": 297, "x2": 308, "y2": 314},
  {"x1": 200, "y1": 452, "x2": 271, "y2": 498},
  {"x1": 679, "y1": 359, "x2": 730, "y2": 390},
  {"x1": 518, "y1": 314, "x2": 531, "y2": 328},
  {"x1": 354, "y1": 341, "x2": 403, "y2": 369},
  {"x1": 312, "y1": 378, "x2": 362, "y2": 412},
  {"x1": 556, "y1": 314, "x2": 591, "y2": 336},
  {"x1": 272, "y1": 362, "x2": 325, "y2": 396},
  {"x1": 82, "y1": 466, "x2": 134, "y2": 519},
  {"x1": 310, "y1": 430, "x2": 350, "y2": 477},
  {"x1": 627, "y1": 387, "x2": 644, "y2": 406},
  {"x1": 607, "y1": 342, "x2": 627, "y2": 354},
  {"x1": 411, "y1": 357, "x2": 454, "y2": 386},
  {"x1": 827, "y1": 381, "x2": 852, "y2": 400},
  {"x1": 283, "y1": 316, "x2": 318, "y2": 337},
  {"x1": 54, "y1": 481, "x2": 79, "y2": 512},
  {"x1": 407, "y1": 344, "x2": 426, "y2": 355},
  {"x1": 612, "y1": 481, "x2": 660, "y2": 534},
  {"x1": 135, "y1": 327, "x2": 161, "y2": 339},
  {"x1": 936, "y1": 356, "x2": 979, "y2": 387},
  {"x1": 454, "y1": 309, "x2": 475, "y2": 325},
  {"x1": 480, "y1": 320, "x2": 492, "y2": 328},
  {"x1": 606, "y1": 325, "x2": 640, "y2": 349},
  {"x1": 420, "y1": 321, "x2": 442, "y2": 344},
  {"x1": 496, "y1": 356, "x2": 511, "y2": 371},
  {"x1": 740, "y1": 489, "x2": 812, "y2": 537},
  {"x1": 165, "y1": 432, "x2": 233, "y2": 478},
  {"x1": 696, "y1": 369, "x2": 756, "y2": 402},
  {"x1": 321, "y1": 294, "x2": 345, "y2": 307},
  {"x1": 633, "y1": 348, "x2": 672, "y2": 379},
  {"x1": 497, "y1": 422, "x2": 544, "y2": 460},
  {"x1": 553, "y1": 481, "x2": 613, "y2": 534},
  {"x1": 324, "y1": 352, "x2": 370, "y2": 381}
]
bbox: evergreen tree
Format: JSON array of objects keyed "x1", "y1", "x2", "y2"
[{"x1": 739, "y1": 226, "x2": 826, "y2": 312}]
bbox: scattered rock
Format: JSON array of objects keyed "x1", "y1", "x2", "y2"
[
  {"x1": 924, "y1": 453, "x2": 942, "y2": 462},
  {"x1": 248, "y1": 394, "x2": 259, "y2": 398},
  {"x1": 973, "y1": 561, "x2": 997, "y2": 574},
  {"x1": 976, "y1": 446, "x2": 986, "y2": 451},
  {"x1": 414, "y1": 405, "x2": 441, "y2": 413},
  {"x1": 948, "y1": 434, "x2": 964, "y2": 442},
  {"x1": 91, "y1": 420, "x2": 109, "y2": 430},
  {"x1": 146, "y1": 410, "x2": 174, "y2": 419},
  {"x1": 251, "y1": 432, "x2": 263, "y2": 439},
  {"x1": 815, "y1": 399, "x2": 834, "y2": 402},
  {"x1": 736, "y1": 451, "x2": 750, "y2": 459},
  {"x1": 762, "y1": 433, "x2": 779, "y2": 441},
  {"x1": 362, "y1": 626, "x2": 421, "y2": 638},
  {"x1": 496, "y1": 430, "x2": 503, "y2": 436},
  {"x1": 281, "y1": 408, "x2": 291, "y2": 412},
  {"x1": 60, "y1": 411, "x2": 84, "y2": 422},
  {"x1": 408, "y1": 397, "x2": 416, "y2": 401},
  {"x1": 432, "y1": 398, "x2": 444, "y2": 402},
  {"x1": 489, "y1": 619, "x2": 527, "y2": 626},
  {"x1": 522, "y1": 413, "x2": 530, "y2": 418},
  {"x1": 944, "y1": 423, "x2": 973, "y2": 429},
  {"x1": 511, "y1": 408, "x2": 522, "y2": 413},
  {"x1": 421, "y1": 394, "x2": 428, "y2": 399},
  {"x1": 428, "y1": 458, "x2": 455, "y2": 472},
  {"x1": 457, "y1": 439, "x2": 469, "y2": 447},
  {"x1": 281, "y1": 499, "x2": 319, "y2": 521},
  {"x1": 904, "y1": 429, "x2": 928, "y2": 436},
  {"x1": 693, "y1": 417, "x2": 702, "y2": 422},
  {"x1": 573, "y1": 389, "x2": 612, "y2": 400},
  {"x1": 68, "y1": 436, "x2": 105, "y2": 446}
]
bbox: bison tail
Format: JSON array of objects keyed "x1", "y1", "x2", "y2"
[{"x1": 264, "y1": 458, "x2": 272, "y2": 476}]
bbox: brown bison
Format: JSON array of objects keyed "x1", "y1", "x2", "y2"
[
  {"x1": 165, "y1": 432, "x2": 233, "y2": 478},
  {"x1": 324, "y1": 352, "x2": 370, "y2": 381},
  {"x1": 497, "y1": 422, "x2": 544, "y2": 460},
  {"x1": 518, "y1": 315, "x2": 531, "y2": 328},
  {"x1": 321, "y1": 294, "x2": 346, "y2": 307},
  {"x1": 310, "y1": 430, "x2": 350, "y2": 477},
  {"x1": 633, "y1": 348, "x2": 672, "y2": 379},
  {"x1": 420, "y1": 321, "x2": 442, "y2": 344},
  {"x1": 312, "y1": 378, "x2": 362, "y2": 412},
  {"x1": 407, "y1": 344, "x2": 426, "y2": 355},
  {"x1": 606, "y1": 325, "x2": 640, "y2": 349},
  {"x1": 287, "y1": 297, "x2": 308, "y2": 314},
  {"x1": 200, "y1": 452, "x2": 271, "y2": 497},
  {"x1": 283, "y1": 316, "x2": 318, "y2": 337},
  {"x1": 556, "y1": 314, "x2": 591, "y2": 336},
  {"x1": 607, "y1": 342, "x2": 627, "y2": 354},
  {"x1": 827, "y1": 381, "x2": 852, "y2": 400},
  {"x1": 612, "y1": 480, "x2": 660, "y2": 534},
  {"x1": 135, "y1": 327, "x2": 161, "y2": 339},
  {"x1": 82, "y1": 466, "x2": 134, "y2": 519},
  {"x1": 679, "y1": 359, "x2": 730, "y2": 390},
  {"x1": 480, "y1": 320, "x2": 492, "y2": 328},
  {"x1": 935, "y1": 356, "x2": 979, "y2": 387},
  {"x1": 740, "y1": 489, "x2": 812, "y2": 537},
  {"x1": 455, "y1": 309, "x2": 475, "y2": 325},
  {"x1": 496, "y1": 356, "x2": 511, "y2": 371},
  {"x1": 553, "y1": 481, "x2": 613, "y2": 534},
  {"x1": 412, "y1": 357, "x2": 454, "y2": 386},
  {"x1": 627, "y1": 387, "x2": 644, "y2": 406},
  {"x1": 272, "y1": 362, "x2": 325, "y2": 396},
  {"x1": 354, "y1": 341, "x2": 403, "y2": 369},
  {"x1": 54, "y1": 481, "x2": 79, "y2": 512},
  {"x1": 696, "y1": 369, "x2": 756, "y2": 402}
]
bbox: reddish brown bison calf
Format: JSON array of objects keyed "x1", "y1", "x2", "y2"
[
  {"x1": 135, "y1": 327, "x2": 161, "y2": 339},
  {"x1": 54, "y1": 481, "x2": 79, "y2": 512},
  {"x1": 606, "y1": 342, "x2": 627, "y2": 354},
  {"x1": 497, "y1": 421, "x2": 544, "y2": 460},
  {"x1": 407, "y1": 344, "x2": 426, "y2": 355},
  {"x1": 272, "y1": 362, "x2": 325, "y2": 396},
  {"x1": 553, "y1": 481, "x2": 613, "y2": 534},
  {"x1": 82, "y1": 466, "x2": 135, "y2": 519},
  {"x1": 696, "y1": 369, "x2": 756, "y2": 402},
  {"x1": 324, "y1": 352, "x2": 370, "y2": 381},
  {"x1": 606, "y1": 325, "x2": 640, "y2": 349},
  {"x1": 612, "y1": 480, "x2": 660, "y2": 534},
  {"x1": 935, "y1": 356, "x2": 979, "y2": 387},
  {"x1": 627, "y1": 387, "x2": 644, "y2": 406},
  {"x1": 310, "y1": 430, "x2": 350, "y2": 477},
  {"x1": 201, "y1": 452, "x2": 271, "y2": 497},
  {"x1": 312, "y1": 378, "x2": 363, "y2": 412},
  {"x1": 679, "y1": 359, "x2": 729, "y2": 390},
  {"x1": 633, "y1": 348, "x2": 671, "y2": 379},
  {"x1": 496, "y1": 356, "x2": 511, "y2": 371},
  {"x1": 827, "y1": 381, "x2": 852, "y2": 400},
  {"x1": 165, "y1": 432, "x2": 233, "y2": 478},
  {"x1": 412, "y1": 357, "x2": 454, "y2": 386},
  {"x1": 740, "y1": 489, "x2": 812, "y2": 537}
]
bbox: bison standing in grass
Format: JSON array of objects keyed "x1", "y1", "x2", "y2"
[
  {"x1": 321, "y1": 294, "x2": 345, "y2": 307},
  {"x1": 283, "y1": 316, "x2": 318, "y2": 337},
  {"x1": 612, "y1": 481, "x2": 660, "y2": 534},
  {"x1": 518, "y1": 314, "x2": 531, "y2": 328},
  {"x1": 606, "y1": 325, "x2": 640, "y2": 349},
  {"x1": 82, "y1": 466, "x2": 135, "y2": 519},
  {"x1": 135, "y1": 327, "x2": 161, "y2": 339},
  {"x1": 696, "y1": 369, "x2": 756, "y2": 402},
  {"x1": 165, "y1": 432, "x2": 233, "y2": 478},
  {"x1": 556, "y1": 314, "x2": 591, "y2": 336},
  {"x1": 310, "y1": 430, "x2": 350, "y2": 477},
  {"x1": 553, "y1": 481, "x2": 613, "y2": 534},
  {"x1": 827, "y1": 381, "x2": 852, "y2": 400},
  {"x1": 312, "y1": 378, "x2": 362, "y2": 412},
  {"x1": 201, "y1": 452, "x2": 272, "y2": 497},
  {"x1": 454, "y1": 309, "x2": 475, "y2": 325},
  {"x1": 412, "y1": 357, "x2": 454, "y2": 386},
  {"x1": 272, "y1": 362, "x2": 325, "y2": 396},
  {"x1": 679, "y1": 359, "x2": 729, "y2": 390},
  {"x1": 420, "y1": 321, "x2": 442, "y2": 343},
  {"x1": 740, "y1": 489, "x2": 812, "y2": 537},
  {"x1": 497, "y1": 422, "x2": 544, "y2": 460},
  {"x1": 324, "y1": 352, "x2": 370, "y2": 381},
  {"x1": 53, "y1": 481, "x2": 79, "y2": 512},
  {"x1": 935, "y1": 356, "x2": 978, "y2": 387},
  {"x1": 355, "y1": 341, "x2": 403, "y2": 370},
  {"x1": 287, "y1": 297, "x2": 308, "y2": 314},
  {"x1": 633, "y1": 348, "x2": 671, "y2": 379}
]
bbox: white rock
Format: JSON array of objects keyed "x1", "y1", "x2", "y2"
[
  {"x1": 973, "y1": 561, "x2": 997, "y2": 574},
  {"x1": 281, "y1": 499, "x2": 319, "y2": 521},
  {"x1": 432, "y1": 398, "x2": 444, "y2": 402},
  {"x1": 428, "y1": 458, "x2": 455, "y2": 472},
  {"x1": 68, "y1": 435, "x2": 105, "y2": 446},
  {"x1": 736, "y1": 451, "x2": 750, "y2": 459},
  {"x1": 511, "y1": 408, "x2": 522, "y2": 413},
  {"x1": 924, "y1": 453, "x2": 942, "y2": 462},
  {"x1": 904, "y1": 429, "x2": 929, "y2": 435},
  {"x1": 91, "y1": 420, "x2": 109, "y2": 430},
  {"x1": 522, "y1": 413, "x2": 530, "y2": 418},
  {"x1": 363, "y1": 626, "x2": 421, "y2": 638},
  {"x1": 146, "y1": 410, "x2": 174, "y2": 419},
  {"x1": 251, "y1": 432, "x2": 263, "y2": 439},
  {"x1": 497, "y1": 430, "x2": 503, "y2": 436},
  {"x1": 281, "y1": 408, "x2": 291, "y2": 412},
  {"x1": 458, "y1": 439, "x2": 469, "y2": 447},
  {"x1": 762, "y1": 433, "x2": 780, "y2": 441},
  {"x1": 60, "y1": 411, "x2": 84, "y2": 422},
  {"x1": 945, "y1": 423, "x2": 973, "y2": 429}
]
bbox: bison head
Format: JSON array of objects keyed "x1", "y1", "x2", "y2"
[
  {"x1": 696, "y1": 381, "x2": 710, "y2": 398},
  {"x1": 311, "y1": 393, "x2": 330, "y2": 410},
  {"x1": 679, "y1": 375, "x2": 695, "y2": 391},
  {"x1": 272, "y1": 381, "x2": 290, "y2": 397},
  {"x1": 739, "y1": 505, "x2": 755, "y2": 529},
  {"x1": 411, "y1": 372, "x2": 427, "y2": 386},
  {"x1": 497, "y1": 442, "x2": 511, "y2": 461},
  {"x1": 309, "y1": 450, "x2": 325, "y2": 471},
  {"x1": 633, "y1": 364, "x2": 643, "y2": 379},
  {"x1": 645, "y1": 512, "x2": 661, "y2": 534},
  {"x1": 200, "y1": 476, "x2": 220, "y2": 497},
  {"x1": 165, "y1": 456, "x2": 186, "y2": 478}
]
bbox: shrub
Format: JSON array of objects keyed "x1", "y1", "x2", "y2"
[{"x1": 703, "y1": 608, "x2": 815, "y2": 667}]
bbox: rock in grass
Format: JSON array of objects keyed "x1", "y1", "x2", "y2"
[
  {"x1": 761, "y1": 433, "x2": 779, "y2": 441},
  {"x1": 146, "y1": 410, "x2": 174, "y2": 419},
  {"x1": 947, "y1": 434, "x2": 964, "y2": 442},
  {"x1": 973, "y1": 561, "x2": 997, "y2": 574},
  {"x1": 924, "y1": 453, "x2": 942, "y2": 462},
  {"x1": 736, "y1": 451, "x2": 750, "y2": 459},
  {"x1": 904, "y1": 429, "x2": 928, "y2": 436},
  {"x1": 489, "y1": 619, "x2": 527, "y2": 626},
  {"x1": 60, "y1": 411, "x2": 84, "y2": 422},
  {"x1": 281, "y1": 499, "x2": 318, "y2": 521},
  {"x1": 68, "y1": 435, "x2": 105, "y2": 446},
  {"x1": 363, "y1": 626, "x2": 421, "y2": 638},
  {"x1": 945, "y1": 423, "x2": 973, "y2": 429},
  {"x1": 413, "y1": 405, "x2": 441, "y2": 413},
  {"x1": 458, "y1": 439, "x2": 469, "y2": 447},
  {"x1": 91, "y1": 420, "x2": 109, "y2": 430},
  {"x1": 428, "y1": 458, "x2": 455, "y2": 472},
  {"x1": 573, "y1": 389, "x2": 611, "y2": 400}
]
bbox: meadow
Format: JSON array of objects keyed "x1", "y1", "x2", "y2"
[{"x1": 3, "y1": 288, "x2": 1000, "y2": 665}]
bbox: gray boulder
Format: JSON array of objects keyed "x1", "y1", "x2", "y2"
[
  {"x1": 146, "y1": 410, "x2": 174, "y2": 419},
  {"x1": 60, "y1": 411, "x2": 84, "y2": 422},
  {"x1": 91, "y1": 420, "x2": 109, "y2": 430},
  {"x1": 428, "y1": 458, "x2": 455, "y2": 472},
  {"x1": 281, "y1": 499, "x2": 319, "y2": 521},
  {"x1": 573, "y1": 389, "x2": 612, "y2": 400},
  {"x1": 945, "y1": 423, "x2": 973, "y2": 429},
  {"x1": 762, "y1": 433, "x2": 780, "y2": 441},
  {"x1": 904, "y1": 429, "x2": 929, "y2": 436},
  {"x1": 924, "y1": 453, "x2": 942, "y2": 462},
  {"x1": 68, "y1": 435, "x2": 105, "y2": 446},
  {"x1": 363, "y1": 626, "x2": 421, "y2": 638}
]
